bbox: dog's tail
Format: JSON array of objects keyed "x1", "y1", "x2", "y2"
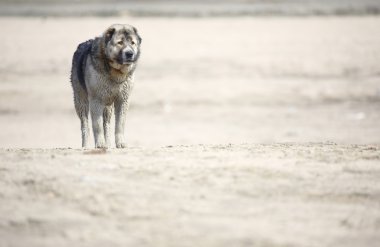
[{"x1": 72, "y1": 39, "x2": 94, "y2": 91}]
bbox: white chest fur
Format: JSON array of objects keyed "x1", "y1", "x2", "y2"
[{"x1": 85, "y1": 60, "x2": 133, "y2": 105}]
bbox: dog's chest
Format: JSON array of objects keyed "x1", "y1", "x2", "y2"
[
  {"x1": 100, "y1": 79, "x2": 131, "y2": 105},
  {"x1": 87, "y1": 70, "x2": 132, "y2": 105}
]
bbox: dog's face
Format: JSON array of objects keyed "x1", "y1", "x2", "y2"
[{"x1": 103, "y1": 24, "x2": 142, "y2": 68}]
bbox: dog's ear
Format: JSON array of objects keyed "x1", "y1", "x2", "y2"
[
  {"x1": 104, "y1": 27, "x2": 116, "y2": 44},
  {"x1": 132, "y1": 26, "x2": 142, "y2": 44}
]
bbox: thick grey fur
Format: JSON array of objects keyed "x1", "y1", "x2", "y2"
[{"x1": 71, "y1": 24, "x2": 141, "y2": 148}]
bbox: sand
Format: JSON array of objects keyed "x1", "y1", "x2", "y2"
[
  {"x1": 1, "y1": 144, "x2": 380, "y2": 247},
  {"x1": 0, "y1": 16, "x2": 380, "y2": 246}
]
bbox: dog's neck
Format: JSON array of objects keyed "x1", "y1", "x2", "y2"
[
  {"x1": 108, "y1": 61, "x2": 135, "y2": 83},
  {"x1": 110, "y1": 67, "x2": 130, "y2": 83}
]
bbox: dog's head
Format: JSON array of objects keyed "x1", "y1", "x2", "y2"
[{"x1": 103, "y1": 24, "x2": 142, "y2": 69}]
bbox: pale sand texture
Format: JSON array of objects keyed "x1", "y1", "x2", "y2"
[{"x1": 0, "y1": 144, "x2": 380, "y2": 247}]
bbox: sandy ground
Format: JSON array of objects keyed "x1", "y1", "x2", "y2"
[
  {"x1": 0, "y1": 16, "x2": 380, "y2": 246},
  {"x1": 1, "y1": 144, "x2": 380, "y2": 247}
]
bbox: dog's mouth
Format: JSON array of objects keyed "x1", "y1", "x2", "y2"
[{"x1": 116, "y1": 57, "x2": 135, "y2": 66}]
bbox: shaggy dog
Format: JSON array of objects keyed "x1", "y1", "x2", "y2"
[{"x1": 71, "y1": 24, "x2": 142, "y2": 148}]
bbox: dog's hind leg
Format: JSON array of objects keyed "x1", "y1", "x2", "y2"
[
  {"x1": 103, "y1": 105, "x2": 113, "y2": 148},
  {"x1": 72, "y1": 87, "x2": 90, "y2": 148},
  {"x1": 80, "y1": 106, "x2": 90, "y2": 149},
  {"x1": 80, "y1": 116, "x2": 89, "y2": 148},
  {"x1": 74, "y1": 95, "x2": 90, "y2": 148}
]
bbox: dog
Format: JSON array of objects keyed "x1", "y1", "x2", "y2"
[{"x1": 70, "y1": 24, "x2": 141, "y2": 148}]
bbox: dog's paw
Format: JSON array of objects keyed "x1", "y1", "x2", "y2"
[
  {"x1": 95, "y1": 142, "x2": 107, "y2": 149},
  {"x1": 116, "y1": 142, "x2": 127, "y2": 148}
]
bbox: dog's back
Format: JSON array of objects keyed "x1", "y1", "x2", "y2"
[{"x1": 71, "y1": 39, "x2": 94, "y2": 91}]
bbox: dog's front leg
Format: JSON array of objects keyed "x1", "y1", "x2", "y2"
[
  {"x1": 90, "y1": 99, "x2": 106, "y2": 148},
  {"x1": 103, "y1": 105, "x2": 113, "y2": 148},
  {"x1": 115, "y1": 99, "x2": 129, "y2": 148}
]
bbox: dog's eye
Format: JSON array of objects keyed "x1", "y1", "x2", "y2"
[
  {"x1": 131, "y1": 40, "x2": 136, "y2": 45},
  {"x1": 117, "y1": 41, "x2": 123, "y2": 45}
]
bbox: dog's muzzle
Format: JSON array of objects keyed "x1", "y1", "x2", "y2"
[
  {"x1": 118, "y1": 48, "x2": 135, "y2": 65},
  {"x1": 125, "y1": 51, "x2": 134, "y2": 60}
]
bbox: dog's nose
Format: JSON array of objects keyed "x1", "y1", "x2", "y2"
[{"x1": 125, "y1": 51, "x2": 134, "y2": 59}]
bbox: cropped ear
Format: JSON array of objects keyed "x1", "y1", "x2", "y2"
[
  {"x1": 132, "y1": 26, "x2": 142, "y2": 44},
  {"x1": 104, "y1": 27, "x2": 115, "y2": 44}
]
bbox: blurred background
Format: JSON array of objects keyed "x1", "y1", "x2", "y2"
[
  {"x1": 1, "y1": 0, "x2": 380, "y2": 17},
  {"x1": 0, "y1": 0, "x2": 379, "y2": 148}
]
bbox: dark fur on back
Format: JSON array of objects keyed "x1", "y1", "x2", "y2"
[{"x1": 72, "y1": 39, "x2": 94, "y2": 91}]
